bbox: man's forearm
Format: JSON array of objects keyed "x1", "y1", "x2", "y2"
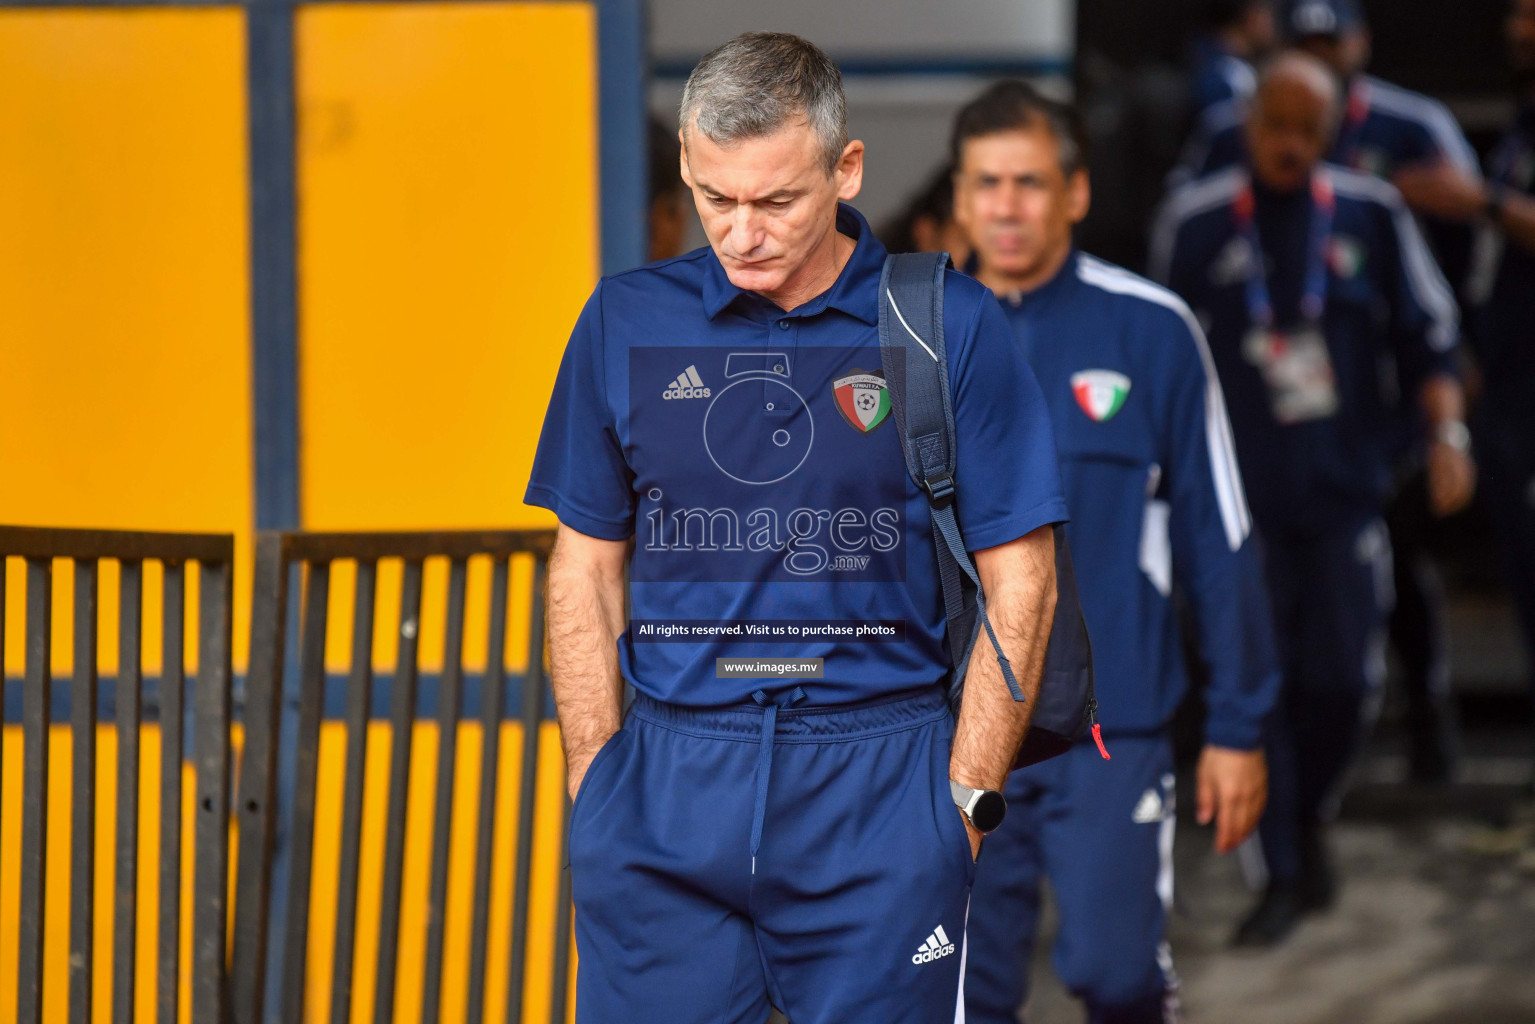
[
  {"x1": 547, "y1": 532, "x2": 628, "y2": 790},
  {"x1": 1419, "y1": 372, "x2": 1465, "y2": 431},
  {"x1": 1492, "y1": 188, "x2": 1535, "y2": 253},
  {"x1": 949, "y1": 527, "x2": 1057, "y2": 791}
]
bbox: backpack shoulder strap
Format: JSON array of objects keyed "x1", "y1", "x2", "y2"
[{"x1": 877, "y1": 252, "x2": 1026, "y2": 704}]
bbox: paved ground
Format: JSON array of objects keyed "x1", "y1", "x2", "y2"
[{"x1": 1022, "y1": 737, "x2": 1535, "y2": 1024}]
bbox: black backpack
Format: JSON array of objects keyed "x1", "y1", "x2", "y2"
[{"x1": 877, "y1": 252, "x2": 1101, "y2": 768}]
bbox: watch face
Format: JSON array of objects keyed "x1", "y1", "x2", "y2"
[{"x1": 971, "y1": 791, "x2": 1007, "y2": 833}]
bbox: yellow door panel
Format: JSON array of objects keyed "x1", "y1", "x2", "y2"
[{"x1": 0, "y1": 8, "x2": 253, "y2": 675}]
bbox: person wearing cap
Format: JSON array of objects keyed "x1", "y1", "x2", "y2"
[
  {"x1": 1189, "y1": 0, "x2": 1278, "y2": 120},
  {"x1": 1183, "y1": 0, "x2": 1481, "y2": 185},
  {"x1": 949, "y1": 80, "x2": 1280, "y2": 1023},
  {"x1": 1152, "y1": 51, "x2": 1475, "y2": 946},
  {"x1": 1179, "y1": 0, "x2": 1481, "y2": 785},
  {"x1": 528, "y1": 32, "x2": 1069, "y2": 1023}
]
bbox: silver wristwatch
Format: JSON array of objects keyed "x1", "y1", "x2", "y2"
[{"x1": 950, "y1": 780, "x2": 1007, "y2": 833}]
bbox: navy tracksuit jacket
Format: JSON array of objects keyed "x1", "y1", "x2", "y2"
[
  {"x1": 965, "y1": 251, "x2": 1280, "y2": 1024},
  {"x1": 1152, "y1": 164, "x2": 1459, "y2": 882},
  {"x1": 1177, "y1": 73, "x2": 1479, "y2": 289},
  {"x1": 1180, "y1": 74, "x2": 1479, "y2": 184}
]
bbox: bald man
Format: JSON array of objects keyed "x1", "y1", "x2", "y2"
[{"x1": 1152, "y1": 52, "x2": 1474, "y2": 946}]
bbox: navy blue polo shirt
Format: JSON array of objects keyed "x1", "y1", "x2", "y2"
[
  {"x1": 1151, "y1": 166, "x2": 1459, "y2": 535},
  {"x1": 526, "y1": 204, "x2": 1067, "y2": 706}
]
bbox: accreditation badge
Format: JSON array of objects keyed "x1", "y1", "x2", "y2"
[{"x1": 1241, "y1": 325, "x2": 1340, "y2": 424}]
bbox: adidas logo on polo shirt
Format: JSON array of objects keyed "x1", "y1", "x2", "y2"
[
  {"x1": 662, "y1": 364, "x2": 711, "y2": 400},
  {"x1": 911, "y1": 924, "x2": 956, "y2": 964}
]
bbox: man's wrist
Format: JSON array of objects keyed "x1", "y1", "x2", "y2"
[
  {"x1": 567, "y1": 720, "x2": 621, "y2": 765},
  {"x1": 1203, "y1": 742, "x2": 1262, "y2": 756},
  {"x1": 1485, "y1": 181, "x2": 1509, "y2": 223},
  {"x1": 948, "y1": 764, "x2": 1006, "y2": 793},
  {"x1": 950, "y1": 779, "x2": 1008, "y2": 833},
  {"x1": 1432, "y1": 419, "x2": 1472, "y2": 454}
]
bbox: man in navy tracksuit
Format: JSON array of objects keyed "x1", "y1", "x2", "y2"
[
  {"x1": 951, "y1": 82, "x2": 1280, "y2": 1023},
  {"x1": 1180, "y1": 4, "x2": 1482, "y2": 783},
  {"x1": 527, "y1": 34, "x2": 1068, "y2": 1023},
  {"x1": 1153, "y1": 52, "x2": 1475, "y2": 945}
]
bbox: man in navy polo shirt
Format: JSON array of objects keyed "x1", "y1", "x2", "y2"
[
  {"x1": 526, "y1": 33, "x2": 1067, "y2": 1024},
  {"x1": 950, "y1": 81, "x2": 1279, "y2": 1023},
  {"x1": 1152, "y1": 51, "x2": 1475, "y2": 946}
]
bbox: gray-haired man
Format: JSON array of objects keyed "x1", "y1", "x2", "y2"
[{"x1": 526, "y1": 31, "x2": 1069, "y2": 1024}]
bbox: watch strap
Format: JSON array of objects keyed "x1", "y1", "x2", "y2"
[{"x1": 950, "y1": 779, "x2": 978, "y2": 815}]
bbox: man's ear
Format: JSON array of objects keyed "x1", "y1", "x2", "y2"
[
  {"x1": 951, "y1": 168, "x2": 973, "y2": 231},
  {"x1": 835, "y1": 140, "x2": 866, "y2": 201},
  {"x1": 678, "y1": 128, "x2": 694, "y2": 189},
  {"x1": 1067, "y1": 168, "x2": 1092, "y2": 225}
]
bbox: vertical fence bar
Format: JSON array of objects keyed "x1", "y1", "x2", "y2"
[
  {"x1": 69, "y1": 559, "x2": 98, "y2": 1024},
  {"x1": 17, "y1": 558, "x2": 53, "y2": 1024},
  {"x1": 17, "y1": 555, "x2": 53, "y2": 1024},
  {"x1": 328, "y1": 559, "x2": 377, "y2": 1024},
  {"x1": 112, "y1": 560, "x2": 143, "y2": 1024},
  {"x1": 1, "y1": 557, "x2": 5, "y2": 965},
  {"x1": 157, "y1": 563, "x2": 185, "y2": 1024},
  {"x1": 464, "y1": 557, "x2": 510, "y2": 1024},
  {"x1": 373, "y1": 559, "x2": 423, "y2": 1024},
  {"x1": 230, "y1": 537, "x2": 289, "y2": 1024},
  {"x1": 504, "y1": 556, "x2": 549, "y2": 1023},
  {"x1": 278, "y1": 561, "x2": 331, "y2": 1022},
  {"x1": 191, "y1": 559, "x2": 233, "y2": 1023},
  {"x1": 550, "y1": 803, "x2": 575, "y2": 1024},
  {"x1": 420, "y1": 558, "x2": 469, "y2": 1024}
]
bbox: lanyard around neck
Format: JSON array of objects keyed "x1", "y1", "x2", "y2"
[
  {"x1": 1332, "y1": 77, "x2": 1371, "y2": 167},
  {"x1": 1232, "y1": 170, "x2": 1336, "y2": 329}
]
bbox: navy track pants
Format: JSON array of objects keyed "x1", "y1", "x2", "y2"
[
  {"x1": 1258, "y1": 516, "x2": 1394, "y2": 881},
  {"x1": 569, "y1": 687, "x2": 975, "y2": 1024},
  {"x1": 965, "y1": 735, "x2": 1179, "y2": 1024}
]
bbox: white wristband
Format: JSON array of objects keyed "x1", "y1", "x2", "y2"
[{"x1": 1434, "y1": 420, "x2": 1471, "y2": 454}]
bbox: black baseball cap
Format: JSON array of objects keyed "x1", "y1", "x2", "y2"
[{"x1": 1283, "y1": 0, "x2": 1363, "y2": 38}]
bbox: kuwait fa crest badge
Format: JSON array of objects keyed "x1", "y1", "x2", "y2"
[
  {"x1": 1071, "y1": 369, "x2": 1131, "y2": 422},
  {"x1": 832, "y1": 369, "x2": 892, "y2": 433},
  {"x1": 1328, "y1": 236, "x2": 1365, "y2": 279}
]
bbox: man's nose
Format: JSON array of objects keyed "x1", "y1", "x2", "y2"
[
  {"x1": 729, "y1": 206, "x2": 765, "y2": 255},
  {"x1": 999, "y1": 182, "x2": 1027, "y2": 219}
]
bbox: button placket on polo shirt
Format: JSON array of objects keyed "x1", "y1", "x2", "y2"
[{"x1": 763, "y1": 317, "x2": 795, "y2": 418}]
